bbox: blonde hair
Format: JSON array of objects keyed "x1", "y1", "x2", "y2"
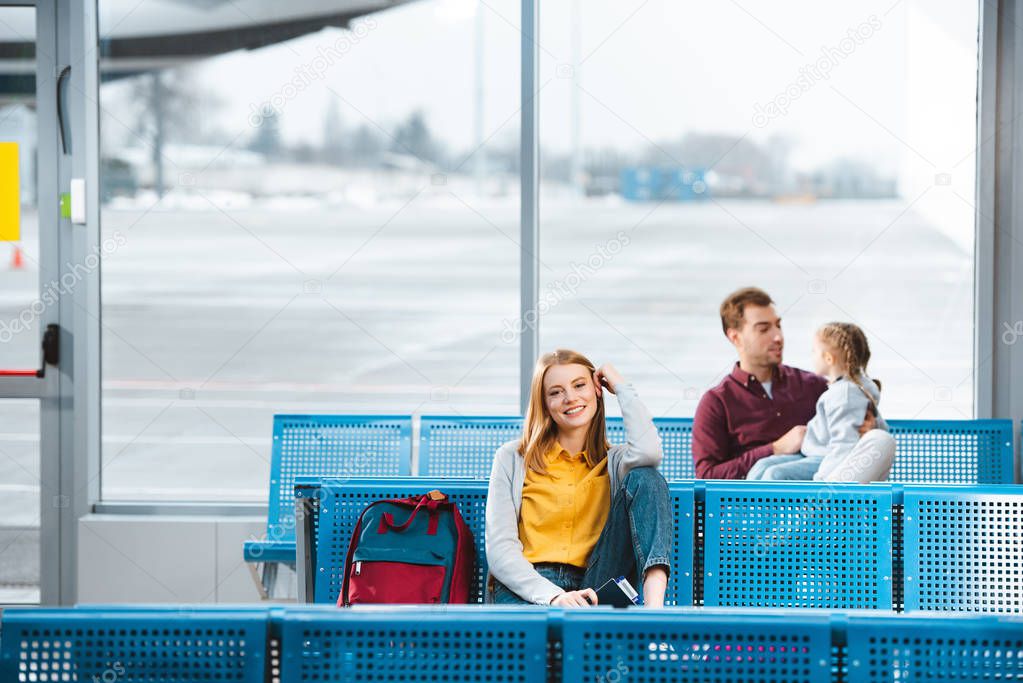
[
  {"x1": 817, "y1": 322, "x2": 880, "y2": 414},
  {"x1": 518, "y1": 349, "x2": 609, "y2": 475}
]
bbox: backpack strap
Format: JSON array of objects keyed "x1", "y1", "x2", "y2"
[{"x1": 378, "y1": 493, "x2": 447, "y2": 536}]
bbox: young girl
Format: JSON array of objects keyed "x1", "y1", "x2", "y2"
[
  {"x1": 747, "y1": 322, "x2": 897, "y2": 482},
  {"x1": 485, "y1": 349, "x2": 673, "y2": 607}
]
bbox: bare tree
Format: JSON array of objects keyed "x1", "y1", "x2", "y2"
[{"x1": 128, "y1": 66, "x2": 222, "y2": 197}]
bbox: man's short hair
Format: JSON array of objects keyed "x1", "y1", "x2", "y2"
[{"x1": 720, "y1": 287, "x2": 774, "y2": 335}]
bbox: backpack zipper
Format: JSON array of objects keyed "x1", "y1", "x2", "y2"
[{"x1": 354, "y1": 561, "x2": 361, "y2": 576}]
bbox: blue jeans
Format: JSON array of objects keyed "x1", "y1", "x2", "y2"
[
  {"x1": 488, "y1": 466, "x2": 673, "y2": 604},
  {"x1": 489, "y1": 563, "x2": 586, "y2": 604},
  {"x1": 747, "y1": 454, "x2": 825, "y2": 480}
]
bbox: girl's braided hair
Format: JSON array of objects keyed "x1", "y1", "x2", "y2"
[{"x1": 817, "y1": 322, "x2": 880, "y2": 415}]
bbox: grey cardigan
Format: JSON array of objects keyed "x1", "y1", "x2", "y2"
[{"x1": 484, "y1": 384, "x2": 663, "y2": 605}]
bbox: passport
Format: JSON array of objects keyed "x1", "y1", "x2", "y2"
[{"x1": 594, "y1": 576, "x2": 640, "y2": 608}]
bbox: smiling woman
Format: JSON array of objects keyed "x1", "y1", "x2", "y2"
[{"x1": 484, "y1": 349, "x2": 673, "y2": 608}]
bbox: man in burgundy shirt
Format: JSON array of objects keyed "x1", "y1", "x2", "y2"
[{"x1": 692, "y1": 287, "x2": 870, "y2": 479}]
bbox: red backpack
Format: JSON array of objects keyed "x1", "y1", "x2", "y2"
[{"x1": 338, "y1": 490, "x2": 475, "y2": 606}]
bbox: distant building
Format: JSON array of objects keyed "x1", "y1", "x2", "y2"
[{"x1": 800, "y1": 159, "x2": 898, "y2": 199}]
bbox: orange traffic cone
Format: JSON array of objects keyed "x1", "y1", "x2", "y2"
[{"x1": 10, "y1": 245, "x2": 23, "y2": 270}]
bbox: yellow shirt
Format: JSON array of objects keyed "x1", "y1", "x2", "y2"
[{"x1": 518, "y1": 442, "x2": 610, "y2": 568}]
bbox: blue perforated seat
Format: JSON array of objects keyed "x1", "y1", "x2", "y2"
[
  {"x1": 277, "y1": 606, "x2": 549, "y2": 681},
  {"x1": 298, "y1": 476, "x2": 697, "y2": 606},
  {"x1": 844, "y1": 613, "x2": 1023, "y2": 681},
  {"x1": 0, "y1": 608, "x2": 268, "y2": 682},
  {"x1": 562, "y1": 610, "x2": 832, "y2": 683},
  {"x1": 307, "y1": 477, "x2": 488, "y2": 604},
  {"x1": 417, "y1": 417, "x2": 1014, "y2": 483},
  {"x1": 249, "y1": 414, "x2": 1015, "y2": 601},
  {"x1": 4, "y1": 606, "x2": 1023, "y2": 682},
  {"x1": 606, "y1": 416, "x2": 695, "y2": 479},
  {"x1": 243, "y1": 415, "x2": 411, "y2": 596},
  {"x1": 886, "y1": 419, "x2": 1013, "y2": 483},
  {"x1": 701, "y1": 482, "x2": 894, "y2": 609},
  {"x1": 418, "y1": 415, "x2": 696, "y2": 479},
  {"x1": 419, "y1": 415, "x2": 523, "y2": 477},
  {"x1": 903, "y1": 484, "x2": 1023, "y2": 613}
]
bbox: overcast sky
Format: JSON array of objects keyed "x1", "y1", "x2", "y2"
[{"x1": 157, "y1": 0, "x2": 972, "y2": 179}]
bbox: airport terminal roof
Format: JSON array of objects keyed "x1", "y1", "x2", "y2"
[{"x1": 0, "y1": 0, "x2": 412, "y2": 93}]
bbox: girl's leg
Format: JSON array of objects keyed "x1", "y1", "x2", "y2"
[
  {"x1": 816, "y1": 430, "x2": 897, "y2": 482},
  {"x1": 746, "y1": 454, "x2": 805, "y2": 480},
  {"x1": 582, "y1": 467, "x2": 673, "y2": 608},
  {"x1": 760, "y1": 455, "x2": 826, "y2": 481}
]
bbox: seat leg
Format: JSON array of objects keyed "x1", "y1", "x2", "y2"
[
  {"x1": 246, "y1": 562, "x2": 272, "y2": 601},
  {"x1": 263, "y1": 561, "x2": 279, "y2": 599}
]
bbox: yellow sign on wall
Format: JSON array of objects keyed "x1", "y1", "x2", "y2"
[{"x1": 0, "y1": 142, "x2": 19, "y2": 241}]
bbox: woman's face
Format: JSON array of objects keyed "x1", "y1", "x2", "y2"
[{"x1": 543, "y1": 363, "x2": 599, "y2": 432}]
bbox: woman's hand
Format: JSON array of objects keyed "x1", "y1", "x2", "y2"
[
  {"x1": 593, "y1": 364, "x2": 624, "y2": 397},
  {"x1": 551, "y1": 588, "x2": 598, "y2": 607}
]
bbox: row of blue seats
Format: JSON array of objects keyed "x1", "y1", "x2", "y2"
[
  {"x1": 3, "y1": 605, "x2": 1021, "y2": 682},
  {"x1": 246, "y1": 415, "x2": 1016, "y2": 570},
  {"x1": 293, "y1": 477, "x2": 1023, "y2": 613},
  {"x1": 274, "y1": 414, "x2": 1015, "y2": 481}
]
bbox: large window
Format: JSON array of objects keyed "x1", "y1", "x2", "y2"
[
  {"x1": 94, "y1": 0, "x2": 981, "y2": 502},
  {"x1": 0, "y1": 6, "x2": 40, "y2": 603},
  {"x1": 537, "y1": 0, "x2": 977, "y2": 419},
  {"x1": 99, "y1": 0, "x2": 521, "y2": 500}
]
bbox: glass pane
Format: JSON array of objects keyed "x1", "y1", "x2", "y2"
[
  {"x1": 99, "y1": 1, "x2": 520, "y2": 500},
  {"x1": 538, "y1": 0, "x2": 977, "y2": 419},
  {"x1": 0, "y1": 5, "x2": 40, "y2": 603},
  {"x1": 0, "y1": 400, "x2": 39, "y2": 604}
]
